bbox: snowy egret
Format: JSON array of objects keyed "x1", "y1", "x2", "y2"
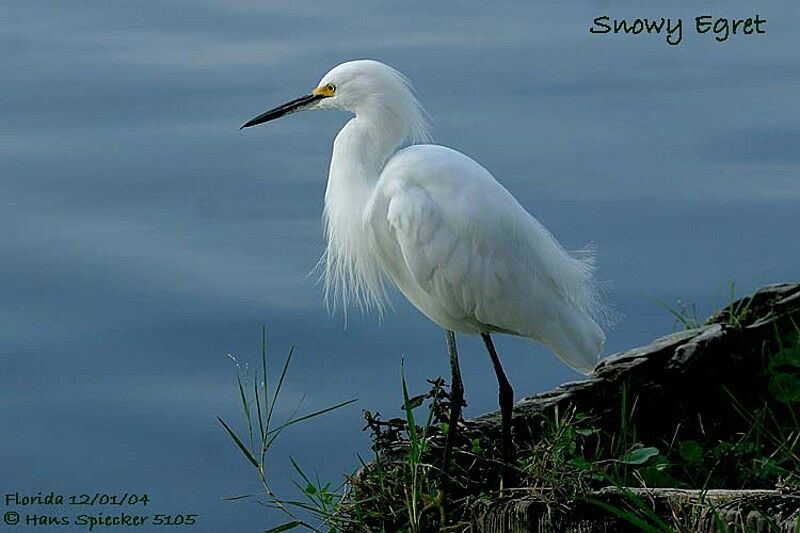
[{"x1": 241, "y1": 60, "x2": 607, "y2": 485}]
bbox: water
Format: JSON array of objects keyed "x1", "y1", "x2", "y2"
[{"x1": 2, "y1": 0, "x2": 798, "y2": 531}]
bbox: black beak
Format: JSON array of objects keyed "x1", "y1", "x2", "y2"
[{"x1": 240, "y1": 93, "x2": 324, "y2": 130}]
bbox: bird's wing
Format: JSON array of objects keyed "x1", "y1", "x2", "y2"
[{"x1": 371, "y1": 145, "x2": 605, "y2": 372}]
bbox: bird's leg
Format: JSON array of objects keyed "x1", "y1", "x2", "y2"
[
  {"x1": 481, "y1": 332, "x2": 515, "y2": 488},
  {"x1": 441, "y1": 329, "x2": 464, "y2": 480}
]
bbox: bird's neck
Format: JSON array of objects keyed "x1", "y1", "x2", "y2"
[
  {"x1": 327, "y1": 95, "x2": 430, "y2": 183},
  {"x1": 319, "y1": 115, "x2": 408, "y2": 313},
  {"x1": 326, "y1": 115, "x2": 407, "y2": 208},
  {"x1": 340, "y1": 114, "x2": 408, "y2": 173}
]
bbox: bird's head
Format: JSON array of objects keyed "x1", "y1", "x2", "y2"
[{"x1": 241, "y1": 60, "x2": 430, "y2": 143}]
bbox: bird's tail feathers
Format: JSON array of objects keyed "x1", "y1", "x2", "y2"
[
  {"x1": 567, "y1": 242, "x2": 619, "y2": 331},
  {"x1": 544, "y1": 304, "x2": 606, "y2": 375}
]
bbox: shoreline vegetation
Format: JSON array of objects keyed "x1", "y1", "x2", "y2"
[{"x1": 220, "y1": 282, "x2": 800, "y2": 532}]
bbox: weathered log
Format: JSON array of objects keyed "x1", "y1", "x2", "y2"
[
  {"x1": 470, "y1": 489, "x2": 800, "y2": 532},
  {"x1": 468, "y1": 282, "x2": 800, "y2": 448}
]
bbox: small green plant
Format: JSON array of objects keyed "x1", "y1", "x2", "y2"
[
  {"x1": 518, "y1": 405, "x2": 602, "y2": 498},
  {"x1": 658, "y1": 298, "x2": 702, "y2": 331},
  {"x1": 518, "y1": 385, "x2": 672, "y2": 501},
  {"x1": 399, "y1": 361, "x2": 439, "y2": 532},
  {"x1": 220, "y1": 331, "x2": 461, "y2": 532},
  {"x1": 719, "y1": 281, "x2": 755, "y2": 329},
  {"x1": 659, "y1": 281, "x2": 758, "y2": 331},
  {"x1": 218, "y1": 327, "x2": 357, "y2": 532},
  {"x1": 348, "y1": 375, "x2": 459, "y2": 532}
]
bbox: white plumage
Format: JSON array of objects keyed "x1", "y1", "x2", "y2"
[
  {"x1": 315, "y1": 60, "x2": 606, "y2": 373},
  {"x1": 368, "y1": 145, "x2": 605, "y2": 372},
  {"x1": 241, "y1": 59, "x2": 610, "y2": 481},
  {"x1": 243, "y1": 59, "x2": 607, "y2": 374}
]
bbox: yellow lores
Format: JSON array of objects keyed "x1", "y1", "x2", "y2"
[{"x1": 312, "y1": 83, "x2": 336, "y2": 97}]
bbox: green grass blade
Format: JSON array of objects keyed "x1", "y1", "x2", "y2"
[
  {"x1": 270, "y1": 398, "x2": 357, "y2": 435},
  {"x1": 401, "y1": 360, "x2": 418, "y2": 447},
  {"x1": 261, "y1": 325, "x2": 270, "y2": 432},
  {"x1": 279, "y1": 499, "x2": 328, "y2": 514},
  {"x1": 420, "y1": 395, "x2": 436, "y2": 446},
  {"x1": 263, "y1": 521, "x2": 301, "y2": 533},
  {"x1": 615, "y1": 485, "x2": 673, "y2": 531},
  {"x1": 707, "y1": 503, "x2": 729, "y2": 533},
  {"x1": 255, "y1": 371, "x2": 265, "y2": 442},
  {"x1": 217, "y1": 416, "x2": 260, "y2": 470},
  {"x1": 586, "y1": 497, "x2": 667, "y2": 533},
  {"x1": 221, "y1": 493, "x2": 254, "y2": 501},
  {"x1": 288, "y1": 455, "x2": 314, "y2": 488},
  {"x1": 651, "y1": 298, "x2": 698, "y2": 329},
  {"x1": 238, "y1": 374, "x2": 254, "y2": 450},
  {"x1": 287, "y1": 456, "x2": 325, "y2": 509},
  {"x1": 266, "y1": 399, "x2": 357, "y2": 447},
  {"x1": 267, "y1": 345, "x2": 295, "y2": 431}
]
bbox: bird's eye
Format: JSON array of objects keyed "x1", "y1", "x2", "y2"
[{"x1": 326, "y1": 83, "x2": 336, "y2": 94}]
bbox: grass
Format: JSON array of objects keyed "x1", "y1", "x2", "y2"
[
  {"x1": 218, "y1": 331, "x2": 456, "y2": 532},
  {"x1": 217, "y1": 327, "x2": 357, "y2": 532},
  {"x1": 344, "y1": 375, "x2": 456, "y2": 532},
  {"x1": 399, "y1": 360, "x2": 438, "y2": 532},
  {"x1": 220, "y1": 292, "x2": 800, "y2": 532},
  {"x1": 572, "y1": 314, "x2": 800, "y2": 532},
  {"x1": 657, "y1": 281, "x2": 756, "y2": 331}
]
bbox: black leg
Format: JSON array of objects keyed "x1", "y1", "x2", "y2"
[
  {"x1": 481, "y1": 332, "x2": 514, "y2": 487},
  {"x1": 441, "y1": 329, "x2": 464, "y2": 480}
]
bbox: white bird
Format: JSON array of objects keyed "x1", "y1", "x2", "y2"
[{"x1": 241, "y1": 60, "x2": 608, "y2": 484}]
